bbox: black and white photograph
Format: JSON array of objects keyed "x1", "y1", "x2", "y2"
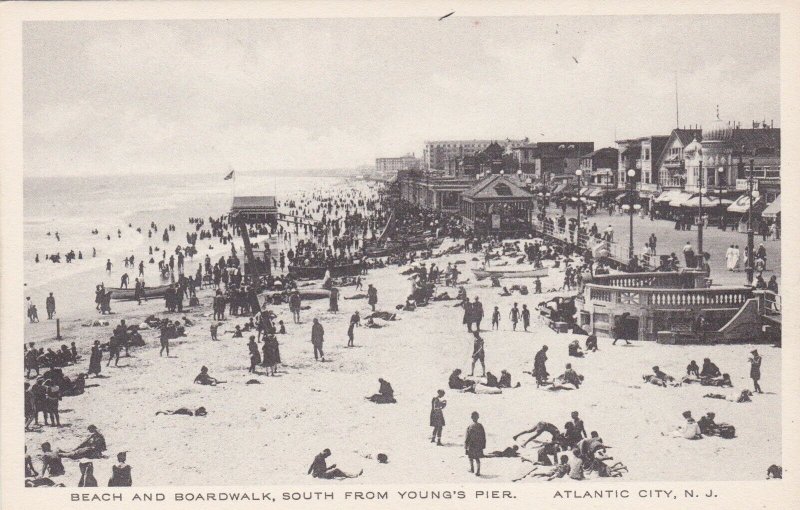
[{"x1": 1, "y1": 2, "x2": 798, "y2": 508}]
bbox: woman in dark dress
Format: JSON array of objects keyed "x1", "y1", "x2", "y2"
[
  {"x1": 430, "y1": 390, "x2": 446, "y2": 445},
  {"x1": 266, "y1": 335, "x2": 281, "y2": 376},
  {"x1": 108, "y1": 452, "x2": 132, "y2": 486},
  {"x1": 88, "y1": 341, "x2": 102, "y2": 377}
]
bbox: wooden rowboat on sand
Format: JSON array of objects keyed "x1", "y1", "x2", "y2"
[
  {"x1": 471, "y1": 267, "x2": 549, "y2": 281},
  {"x1": 107, "y1": 284, "x2": 172, "y2": 301}
]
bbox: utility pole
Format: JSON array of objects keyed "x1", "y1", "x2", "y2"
[{"x1": 746, "y1": 158, "x2": 755, "y2": 285}]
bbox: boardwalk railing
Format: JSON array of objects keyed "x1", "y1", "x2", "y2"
[{"x1": 532, "y1": 219, "x2": 635, "y2": 266}]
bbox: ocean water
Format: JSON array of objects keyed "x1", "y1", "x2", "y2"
[{"x1": 23, "y1": 172, "x2": 344, "y2": 318}]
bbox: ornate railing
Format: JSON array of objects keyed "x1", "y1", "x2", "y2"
[
  {"x1": 583, "y1": 283, "x2": 754, "y2": 310},
  {"x1": 590, "y1": 271, "x2": 697, "y2": 289}
]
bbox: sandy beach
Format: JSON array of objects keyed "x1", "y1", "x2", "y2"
[{"x1": 23, "y1": 234, "x2": 780, "y2": 485}]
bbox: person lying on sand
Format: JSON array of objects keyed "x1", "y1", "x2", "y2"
[
  {"x1": 193, "y1": 366, "x2": 225, "y2": 385},
  {"x1": 700, "y1": 373, "x2": 733, "y2": 387},
  {"x1": 643, "y1": 366, "x2": 679, "y2": 387},
  {"x1": 484, "y1": 445, "x2": 520, "y2": 458},
  {"x1": 308, "y1": 449, "x2": 363, "y2": 479},
  {"x1": 365, "y1": 378, "x2": 396, "y2": 404},
  {"x1": 513, "y1": 455, "x2": 571, "y2": 482},
  {"x1": 364, "y1": 318, "x2": 384, "y2": 329},
  {"x1": 344, "y1": 293, "x2": 368, "y2": 300},
  {"x1": 156, "y1": 406, "x2": 207, "y2": 417}
]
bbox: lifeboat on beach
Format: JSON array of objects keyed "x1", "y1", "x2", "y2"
[
  {"x1": 288, "y1": 263, "x2": 364, "y2": 280},
  {"x1": 107, "y1": 284, "x2": 172, "y2": 300},
  {"x1": 471, "y1": 267, "x2": 549, "y2": 281}
]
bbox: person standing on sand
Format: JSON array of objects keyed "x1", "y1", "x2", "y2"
[
  {"x1": 311, "y1": 318, "x2": 325, "y2": 361},
  {"x1": 347, "y1": 311, "x2": 360, "y2": 347},
  {"x1": 491, "y1": 306, "x2": 500, "y2": 330},
  {"x1": 289, "y1": 291, "x2": 301, "y2": 324},
  {"x1": 45, "y1": 293, "x2": 56, "y2": 320},
  {"x1": 749, "y1": 349, "x2": 763, "y2": 394},
  {"x1": 533, "y1": 345, "x2": 549, "y2": 387},
  {"x1": 430, "y1": 390, "x2": 446, "y2": 445},
  {"x1": 472, "y1": 297, "x2": 484, "y2": 332},
  {"x1": 470, "y1": 331, "x2": 486, "y2": 377},
  {"x1": 367, "y1": 284, "x2": 378, "y2": 312},
  {"x1": 465, "y1": 411, "x2": 486, "y2": 476},
  {"x1": 88, "y1": 341, "x2": 102, "y2": 377},
  {"x1": 329, "y1": 286, "x2": 339, "y2": 312},
  {"x1": 106, "y1": 259, "x2": 112, "y2": 274},
  {"x1": 509, "y1": 303, "x2": 519, "y2": 331},
  {"x1": 522, "y1": 304, "x2": 531, "y2": 332}
]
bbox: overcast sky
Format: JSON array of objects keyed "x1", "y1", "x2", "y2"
[{"x1": 23, "y1": 15, "x2": 779, "y2": 177}]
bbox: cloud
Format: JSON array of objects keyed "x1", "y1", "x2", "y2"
[{"x1": 23, "y1": 16, "x2": 779, "y2": 177}]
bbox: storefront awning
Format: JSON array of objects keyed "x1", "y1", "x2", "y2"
[
  {"x1": 762, "y1": 195, "x2": 781, "y2": 218},
  {"x1": 614, "y1": 192, "x2": 630, "y2": 202},
  {"x1": 579, "y1": 186, "x2": 590, "y2": 196},
  {"x1": 727, "y1": 191, "x2": 762, "y2": 213},
  {"x1": 588, "y1": 187, "x2": 604, "y2": 198},
  {"x1": 681, "y1": 194, "x2": 733, "y2": 208},
  {"x1": 552, "y1": 183, "x2": 569, "y2": 195},
  {"x1": 668, "y1": 192, "x2": 694, "y2": 208},
  {"x1": 655, "y1": 189, "x2": 684, "y2": 203}
]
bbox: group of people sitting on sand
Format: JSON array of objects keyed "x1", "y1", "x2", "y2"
[
  {"x1": 643, "y1": 357, "x2": 732, "y2": 388},
  {"x1": 668, "y1": 410, "x2": 736, "y2": 440}
]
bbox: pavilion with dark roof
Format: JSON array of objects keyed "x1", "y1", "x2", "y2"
[
  {"x1": 231, "y1": 196, "x2": 278, "y2": 224},
  {"x1": 459, "y1": 174, "x2": 534, "y2": 233}
]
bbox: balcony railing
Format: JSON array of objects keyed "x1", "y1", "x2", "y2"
[{"x1": 583, "y1": 284, "x2": 754, "y2": 310}]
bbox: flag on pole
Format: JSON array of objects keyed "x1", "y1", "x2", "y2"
[{"x1": 224, "y1": 170, "x2": 235, "y2": 180}]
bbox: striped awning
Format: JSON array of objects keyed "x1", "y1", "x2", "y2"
[
  {"x1": 727, "y1": 191, "x2": 761, "y2": 213},
  {"x1": 762, "y1": 195, "x2": 781, "y2": 218}
]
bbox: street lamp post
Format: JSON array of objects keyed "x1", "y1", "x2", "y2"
[
  {"x1": 697, "y1": 161, "x2": 704, "y2": 264},
  {"x1": 717, "y1": 166, "x2": 725, "y2": 230},
  {"x1": 627, "y1": 168, "x2": 636, "y2": 260},
  {"x1": 575, "y1": 169, "x2": 583, "y2": 248},
  {"x1": 746, "y1": 158, "x2": 755, "y2": 285}
]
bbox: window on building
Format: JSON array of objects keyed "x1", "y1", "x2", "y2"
[{"x1": 645, "y1": 149, "x2": 650, "y2": 160}]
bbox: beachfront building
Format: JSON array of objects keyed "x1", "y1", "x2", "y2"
[
  {"x1": 655, "y1": 128, "x2": 702, "y2": 189},
  {"x1": 615, "y1": 135, "x2": 669, "y2": 192},
  {"x1": 375, "y1": 153, "x2": 421, "y2": 174},
  {"x1": 230, "y1": 196, "x2": 278, "y2": 225},
  {"x1": 579, "y1": 147, "x2": 618, "y2": 186},
  {"x1": 423, "y1": 138, "x2": 528, "y2": 171},
  {"x1": 511, "y1": 142, "x2": 594, "y2": 181},
  {"x1": 459, "y1": 174, "x2": 534, "y2": 233},
  {"x1": 397, "y1": 170, "x2": 475, "y2": 213}
]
